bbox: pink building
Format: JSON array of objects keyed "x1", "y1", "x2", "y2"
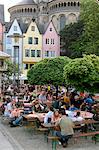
[
  {"x1": 42, "y1": 21, "x2": 60, "y2": 58},
  {"x1": 0, "y1": 23, "x2": 3, "y2": 51}
]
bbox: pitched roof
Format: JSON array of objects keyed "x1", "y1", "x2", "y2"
[
  {"x1": 17, "y1": 20, "x2": 29, "y2": 33},
  {"x1": 0, "y1": 51, "x2": 10, "y2": 58},
  {"x1": 4, "y1": 22, "x2": 13, "y2": 33}
]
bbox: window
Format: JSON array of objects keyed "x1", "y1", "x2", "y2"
[
  {"x1": 46, "y1": 39, "x2": 47, "y2": 44},
  {"x1": 31, "y1": 26, "x2": 35, "y2": 31},
  {"x1": 31, "y1": 50, "x2": 35, "y2": 57},
  {"x1": 45, "y1": 51, "x2": 49, "y2": 57},
  {"x1": 25, "y1": 49, "x2": 30, "y2": 57},
  {"x1": 48, "y1": 39, "x2": 49, "y2": 44},
  {"x1": 34, "y1": 37, "x2": 38, "y2": 44},
  {"x1": 51, "y1": 51, "x2": 55, "y2": 57},
  {"x1": 28, "y1": 37, "x2": 33, "y2": 44},
  {"x1": 7, "y1": 49, "x2": 12, "y2": 55},
  {"x1": 50, "y1": 28, "x2": 52, "y2": 31},
  {"x1": 46, "y1": 38, "x2": 50, "y2": 44},
  {"x1": 53, "y1": 39, "x2": 54, "y2": 44},
  {"x1": 0, "y1": 60, "x2": 4, "y2": 67},
  {"x1": 14, "y1": 26, "x2": 17, "y2": 31},
  {"x1": 51, "y1": 39, "x2": 53, "y2": 44},
  {"x1": 7, "y1": 37, "x2": 12, "y2": 44},
  {"x1": 37, "y1": 50, "x2": 41, "y2": 57},
  {"x1": 24, "y1": 64, "x2": 28, "y2": 70},
  {"x1": 30, "y1": 64, "x2": 34, "y2": 68}
]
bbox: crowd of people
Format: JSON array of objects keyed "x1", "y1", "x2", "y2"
[{"x1": 0, "y1": 84, "x2": 99, "y2": 148}]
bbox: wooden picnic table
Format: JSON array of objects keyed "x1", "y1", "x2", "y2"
[
  {"x1": 75, "y1": 111, "x2": 93, "y2": 119},
  {"x1": 23, "y1": 112, "x2": 46, "y2": 122}
]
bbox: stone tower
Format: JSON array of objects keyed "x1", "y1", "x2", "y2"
[{"x1": 37, "y1": 0, "x2": 49, "y2": 25}]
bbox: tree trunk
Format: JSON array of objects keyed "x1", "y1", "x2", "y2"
[{"x1": 56, "y1": 85, "x2": 58, "y2": 100}]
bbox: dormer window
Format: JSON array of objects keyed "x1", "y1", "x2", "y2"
[
  {"x1": 31, "y1": 26, "x2": 35, "y2": 31},
  {"x1": 50, "y1": 28, "x2": 52, "y2": 31},
  {"x1": 14, "y1": 26, "x2": 17, "y2": 31}
]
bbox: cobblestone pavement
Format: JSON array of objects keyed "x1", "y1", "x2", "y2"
[{"x1": 0, "y1": 119, "x2": 99, "y2": 150}]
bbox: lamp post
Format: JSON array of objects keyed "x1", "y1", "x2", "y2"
[{"x1": 7, "y1": 33, "x2": 24, "y2": 98}]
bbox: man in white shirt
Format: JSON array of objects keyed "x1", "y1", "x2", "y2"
[{"x1": 44, "y1": 107, "x2": 54, "y2": 124}]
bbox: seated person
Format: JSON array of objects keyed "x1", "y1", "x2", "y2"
[
  {"x1": 55, "y1": 109, "x2": 74, "y2": 148},
  {"x1": 4, "y1": 99, "x2": 15, "y2": 117},
  {"x1": 51, "y1": 110, "x2": 60, "y2": 124},
  {"x1": 39, "y1": 89, "x2": 47, "y2": 104},
  {"x1": 71, "y1": 111, "x2": 84, "y2": 122},
  {"x1": 69, "y1": 104, "x2": 78, "y2": 112},
  {"x1": 9, "y1": 108, "x2": 23, "y2": 127},
  {"x1": 44, "y1": 106, "x2": 54, "y2": 124}
]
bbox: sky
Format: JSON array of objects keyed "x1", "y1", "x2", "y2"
[{"x1": 0, "y1": 0, "x2": 22, "y2": 21}]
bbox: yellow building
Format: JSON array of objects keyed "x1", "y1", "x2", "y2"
[{"x1": 23, "y1": 20, "x2": 42, "y2": 76}]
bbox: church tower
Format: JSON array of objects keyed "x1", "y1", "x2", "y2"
[{"x1": 37, "y1": 0, "x2": 49, "y2": 25}]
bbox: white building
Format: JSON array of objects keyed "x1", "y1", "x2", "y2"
[{"x1": 4, "y1": 19, "x2": 23, "y2": 71}]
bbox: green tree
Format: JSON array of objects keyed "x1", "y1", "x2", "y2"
[
  {"x1": 64, "y1": 55, "x2": 99, "y2": 93},
  {"x1": 71, "y1": 0, "x2": 99, "y2": 56},
  {"x1": 28, "y1": 57, "x2": 70, "y2": 86},
  {"x1": 60, "y1": 20, "x2": 84, "y2": 57},
  {"x1": 3, "y1": 60, "x2": 18, "y2": 84}
]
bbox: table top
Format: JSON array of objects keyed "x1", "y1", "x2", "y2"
[
  {"x1": 23, "y1": 113, "x2": 46, "y2": 122},
  {"x1": 78, "y1": 111, "x2": 93, "y2": 119},
  {"x1": 66, "y1": 110, "x2": 93, "y2": 119}
]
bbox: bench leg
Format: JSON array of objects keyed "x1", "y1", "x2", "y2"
[
  {"x1": 52, "y1": 140, "x2": 57, "y2": 150},
  {"x1": 44, "y1": 132, "x2": 48, "y2": 143}
]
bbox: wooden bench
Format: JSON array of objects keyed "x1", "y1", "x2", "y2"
[
  {"x1": 48, "y1": 131, "x2": 99, "y2": 150},
  {"x1": 37, "y1": 128, "x2": 49, "y2": 142}
]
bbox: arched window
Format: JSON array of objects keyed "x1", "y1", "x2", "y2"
[
  {"x1": 64, "y1": 2, "x2": 66, "y2": 7},
  {"x1": 60, "y1": 15, "x2": 66, "y2": 30},
  {"x1": 22, "y1": 9, "x2": 23, "y2": 12},
  {"x1": 78, "y1": 2, "x2": 80, "y2": 6},
  {"x1": 68, "y1": 13, "x2": 77, "y2": 24},
  {"x1": 56, "y1": 4, "x2": 57, "y2": 8},
  {"x1": 74, "y1": 2, "x2": 76, "y2": 6},
  {"x1": 61, "y1": 3, "x2": 63, "y2": 7},
  {"x1": 30, "y1": 8, "x2": 32, "y2": 12},
  {"x1": 68, "y1": 2, "x2": 70, "y2": 6},
  {"x1": 42, "y1": 7, "x2": 44, "y2": 11},
  {"x1": 71, "y1": 2, "x2": 73, "y2": 6},
  {"x1": 25, "y1": 8, "x2": 27, "y2": 12},
  {"x1": 28, "y1": 8, "x2": 29, "y2": 12},
  {"x1": 34, "y1": 8, "x2": 36, "y2": 12},
  {"x1": 59, "y1": 3, "x2": 61, "y2": 7}
]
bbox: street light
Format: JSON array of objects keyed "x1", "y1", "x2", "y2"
[{"x1": 7, "y1": 33, "x2": 24, "y2": 98}]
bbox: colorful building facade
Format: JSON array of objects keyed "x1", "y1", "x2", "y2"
[
  {"x1": 23, "y1": 20, "x2": 42, "y2": 76},
  {"x1": 42, "y1": 21, "x2": 60, "y2": 59},
  {"x1": 4, "y1": 19, "x2": 23, "y2": 70}
]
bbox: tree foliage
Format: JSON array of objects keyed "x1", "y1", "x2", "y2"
[
  {"x1": 27, "y1": 57, "x2": 70, "y2": 86},
  {"x1": 60, "y1": 20, "x2": 84, "y2": 57},
  {"x1": 64, "y1": 55, "x2": 99, "y2": 93},
  {"x1": 60, "y1": 0, "x2": 99, "y2": 57}
]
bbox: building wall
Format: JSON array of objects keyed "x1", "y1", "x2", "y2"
[
  {"x1": 23, "y1": 21, "x2": 42, "y2": 76},
  {"x1": 43, "y1": 21, "x2": 60, "y2": 59},
  {"x1": 0, "y1": 23, "x2": 3, "y2": 51},
  {"x1": 0, "y1": 5, "x2": 4, "y2": 23},
  {"x1": 4, "y1": 19, "x2": 23, "y2": 70},
  {"x1": 8, "y1": 0, "x2": 80, "y2": 32}
]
